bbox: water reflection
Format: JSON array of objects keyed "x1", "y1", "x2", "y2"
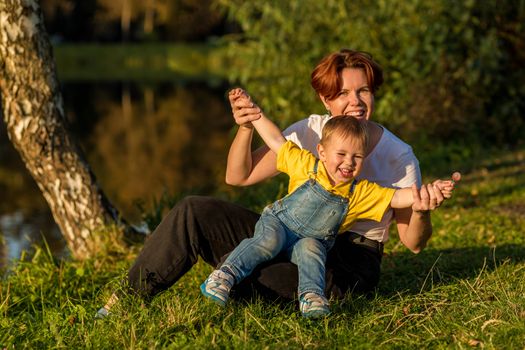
[
  {"x1": 1, "y1": 81, "x2": 233, "y2": 266},
  {"x1": 0, "y1": 211, "x2": 66, "y2": 266}
]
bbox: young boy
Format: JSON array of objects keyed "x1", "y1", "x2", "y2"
[{"x1": 201, "y1": 89, "x2": 455, "y2": 318}]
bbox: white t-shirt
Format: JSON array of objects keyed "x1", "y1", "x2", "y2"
[{"x1": 282, "y1": 114, "x2": 421, "y2": 242}]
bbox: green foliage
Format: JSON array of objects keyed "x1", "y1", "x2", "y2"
[{"x1": 218, "y1": 0, "x2": 525, "y2": 149}]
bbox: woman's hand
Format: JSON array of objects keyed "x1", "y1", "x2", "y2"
[
  {"x1": 411, "y1": 172, "x2": 461, "y2": 212},
  {"x1": 225, "y1": 88, "x2": 279, "y2": 186},
  {"x1": 228, "y1": 88, "x2": 262, "y2": 129}
]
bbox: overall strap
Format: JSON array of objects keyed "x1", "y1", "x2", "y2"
[
  {"x1": 307, "y1": 158, "x2": 319, "y2": 179},
  {"x1": 348, "y1": 179, "x2": 357, "y2": 195}
]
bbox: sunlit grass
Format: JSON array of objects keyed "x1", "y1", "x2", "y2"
[{"x1": 1, "y1": 147, "x2": 524, "y2": 348}]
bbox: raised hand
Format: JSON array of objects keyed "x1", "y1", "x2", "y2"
[
  {"x1": 411, "y1": 172, "x2": 460, "y2": 212},
  {"x1": 228, "y1": 88, "x2": 262, "y2": 128}
]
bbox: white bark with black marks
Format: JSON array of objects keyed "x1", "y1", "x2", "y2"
[{"x1": 0, "y1": 0, "x2": 128, "y2": 259}]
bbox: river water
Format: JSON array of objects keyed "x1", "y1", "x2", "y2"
[{"x1": 0, "y1": 80, "x2": 235, "y2": 267}]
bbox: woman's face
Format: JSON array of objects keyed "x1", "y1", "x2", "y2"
[{"x1": 319, "y1": 68, "x2": 374, "y2": 121}]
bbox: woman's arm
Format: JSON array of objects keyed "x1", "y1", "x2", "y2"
[
  {"x1": 392, "y1": 177, "x2": 459, "y2": 253},
  {"x1": 395, "y1": 208, "x2": 432, "y2": 253},
  {"x1": 225, "y1": 89, "x2": 282, "y2": 186},
  {"x1": 229, "y1": 88, "x2": 286, "y2": 152},
  {"x1": 391, "y1": 184, "x2": 438, "y2": 253}
]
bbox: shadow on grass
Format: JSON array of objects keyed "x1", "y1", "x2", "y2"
[
  {"x1": 379, "y1": 243, "x2": 525, "y2": 296},
  {"x1": 457, "y1": 176, "x2": 525, "y2": 209},
  {"x1": 193, "y1": 244, "x2": 525, "y2": 318}
]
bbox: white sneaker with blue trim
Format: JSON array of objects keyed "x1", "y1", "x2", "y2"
[
  {"x1": 200, "y1": 269, "x2": 234, "y2": 307},
  {"x1": 299, "y1": 292, "x2": 331, "y2": 318}
]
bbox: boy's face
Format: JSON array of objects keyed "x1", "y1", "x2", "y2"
[{"x1": 317, "y1": 133, "x2": 365, "y2": 185}]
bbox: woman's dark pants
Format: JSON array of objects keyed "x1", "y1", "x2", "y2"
[{"x1": 127, "y1": 196, "x2": 382, "y2": 300}]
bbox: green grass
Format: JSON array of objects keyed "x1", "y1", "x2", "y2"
[{"x1": 1, "y1": 147, "x2": 524, "y2": 348}]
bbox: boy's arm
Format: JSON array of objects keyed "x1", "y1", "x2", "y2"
[
  {"x1": 395, "y1": 172, "x2": 461, "y2": 253},
  {"x1": 229, "y1": 89, "x2": 286, "y2": 154},
  {"x1": 390, "y1": 186, "x2": 415, "y2": 209},
  {"x1": 251, "y1": 113, "x2": 287, "y2": 154},
  {"x1": 391, "y1": 180, "x2": 456, "y2": 209}
]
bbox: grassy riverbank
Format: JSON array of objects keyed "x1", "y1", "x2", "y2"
[
  {"x1": 53, "y1": 42, "x2": 228, "y2": 82},
  {"x1": 1, "y1": 147, "x2": 524, "y2": 348}
]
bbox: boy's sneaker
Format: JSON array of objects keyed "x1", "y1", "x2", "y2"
[
  {"x1": 299, "y1": 293, "x2": 331, "y2": 318},
  {"x1": 200, "y1": 269, "x2": 234, "y2": 307},
  {"x1": 95, "y1": 307, "x2": 110, "y2": 320}
]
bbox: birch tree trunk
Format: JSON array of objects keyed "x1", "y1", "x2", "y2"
[{"x1": 0, "y1": 0, "x2": 130, "y2": 259}]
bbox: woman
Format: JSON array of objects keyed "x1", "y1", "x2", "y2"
[
  {"x1": 97, "y1": 49, "x2": 456, "y2": 317},
  {"x1": 224, "y1": 49, "x2": 446, "y2": 298}
]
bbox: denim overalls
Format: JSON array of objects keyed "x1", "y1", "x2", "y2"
[{"x1": 222, "y1": 160, "x2": 356, "y2": 297}]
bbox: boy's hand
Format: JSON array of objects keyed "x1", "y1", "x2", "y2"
[
  {"x1": 411, "y1": 171, "x2": 461, "y2": 212},
  {"x1": 411, "y1": 183, "x2": 441, "y2": 212},
  {"x1": 432, "y1": 171, "x2": 461, "y2": 203},
  {"x1": 228, "y1": 88, "x2": 262, "y2": 128}
]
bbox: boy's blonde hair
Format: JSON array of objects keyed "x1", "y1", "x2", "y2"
[{"x1": 321, "y1": 115, "x2": 368, "y2": 149}]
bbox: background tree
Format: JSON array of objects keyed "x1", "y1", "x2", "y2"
[
  {"x1": 0, "y1": 0, "x2": 135, "y2": 259},
  {"x1": 218, "y1": 0, "x2": 525, "y2": 155},
  {"x1": 39, "y1": 0, "x2": 231, "y2": 42}
]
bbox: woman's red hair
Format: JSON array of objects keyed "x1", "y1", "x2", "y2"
[{"x1": 311, "y1": 49, "x2": 383, "y2": 100}]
